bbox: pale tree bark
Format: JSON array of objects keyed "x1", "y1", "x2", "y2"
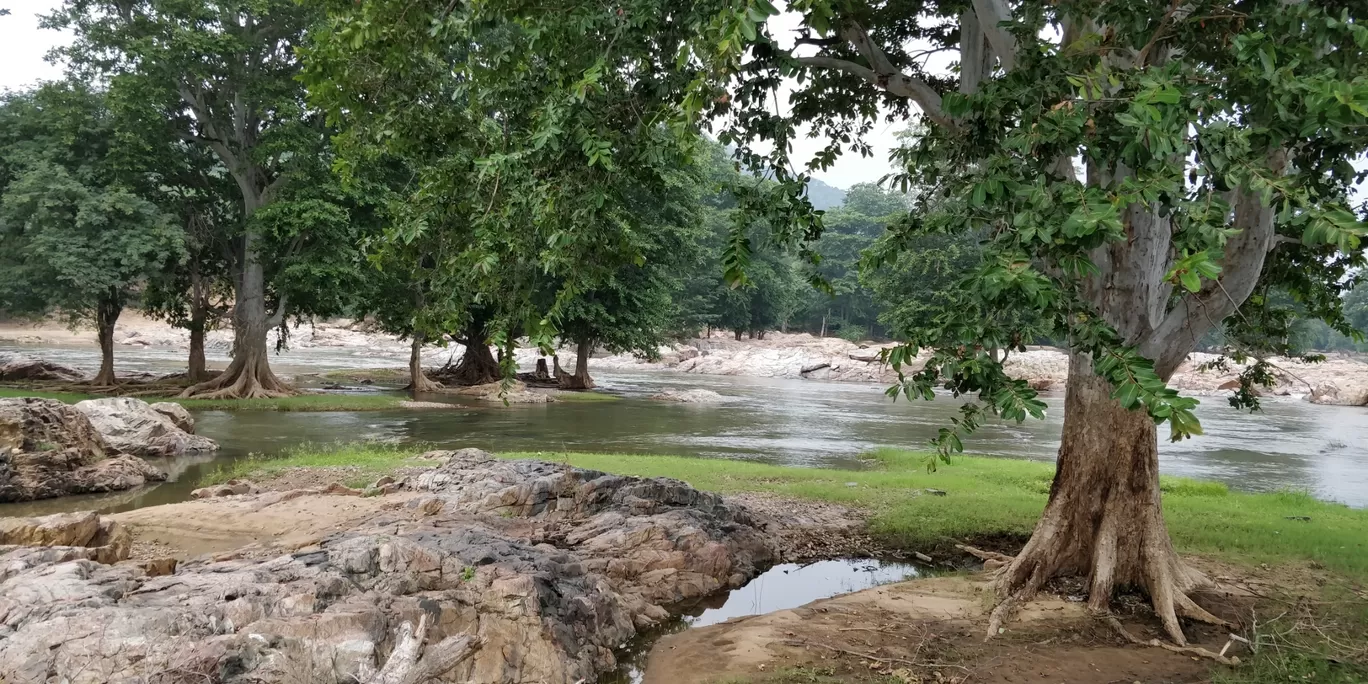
[
  {"x1": 796, "y1": 5, "x2": 1287, "y2": 646},
  {"x1": 92, "y1": 291, "x2": 121, "y2": 387},
  {"x1": 407, "y1": 334, "x2": 442, "y2": 394},
  {"x1": 359, "y1": 613, "x2": 480, "y2": 684},
  {"x1": 558, "y1": 338, "x2": 595, "y2": 390}
]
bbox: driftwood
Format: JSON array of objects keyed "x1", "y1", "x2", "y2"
[{"x1": 361, "y1": 614, "x2": 481, "y2": 684}]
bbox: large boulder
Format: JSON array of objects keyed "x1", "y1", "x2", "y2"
[
  {"x1": 150, "y1": 401, "x2": 196, "y2": 433},
  {"x1": 0, "y1": 398, "x2": 167, "y2": 503},
  {"x1": 0, "y1": 355, "x2": 86, "y2": 382},
  {"x1": 74, "y1": 397, "x2": 217, "y2": 457},
  {"x1": 0, "y1": 450, "x2": 779, "y2": 684},
  {"x1": 1309, "y1": 381, "x2": 1368, "y2": 406},
  {"x1": 0, "y1": 512, "x2": 131, "y2": 567}
]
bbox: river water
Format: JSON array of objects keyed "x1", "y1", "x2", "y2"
[{"x1": 3, "y1": 342, "x2": 1366, "y2": 514}]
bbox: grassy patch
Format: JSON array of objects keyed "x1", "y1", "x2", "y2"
[
  {"x1": 551, "y1": 390, "x2": 622, "y2": 402},
  {"x1": 314, "y1": 368, "x2": 410, "y2": 384},
  {"x1": 254, "y1": 443, "x2": 1368, "y2": 581},
  {"x1": 0, "y1": 386, "x2": 406, "y2": 411},
  {"x1": 0, "y1": 387, "x2": 95, "y2": 402},
  {"x1": 199, "y1": 442, "x2": 427, "y2": 487},
  {"x1": 175, "y1": 393, "x2": 405, "y2": 412}
]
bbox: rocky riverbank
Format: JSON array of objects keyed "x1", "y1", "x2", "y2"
[
  {"x1": 0, "y1": 449, "x2": 881, "y2": 684},
  {"x1": 5, "y1": 313, "x2": 1368, "y2": 405}
]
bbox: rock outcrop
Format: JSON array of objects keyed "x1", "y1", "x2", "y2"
[
  {"x1": 0, "y1": 397, "x2": 167, "y2": 503},
  {"x1": 1309, "y1": 380, "x2": 1368, "y2": 406},
  {"x1": 452, "y1": 380, "x2": 555, "y2": 404},
  {"x1": 150, "y1": 401, "x2": 196, "y2": 433},
  {"x1": 0, "y1": 450, "x2": 778, "y2": 684},
  {"x1": 0, "y1": 355, "x2": 86, "y2": 382},
  {"x1": 0, "y1": 511, "x2": 131, "y2": 567},
  {"x1": 74, "y1": 397, "x2": 217, "y2": 457}
]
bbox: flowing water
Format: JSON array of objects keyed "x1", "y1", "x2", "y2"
[{"x1": 2, "y1": 342, "x2": 1367, "y2": 517}]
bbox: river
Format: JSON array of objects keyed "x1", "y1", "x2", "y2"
[{"x1": 3, "y1": 342, "x2": 1366, "y2": 515}]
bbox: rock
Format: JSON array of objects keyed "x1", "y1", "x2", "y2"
[
  {"x1": 135, "y1": 557, "x2": 178, "y2": 576},
  {"x1": 74, "y1": 397, "x2": 218, "y2": 457},
  {"x1": 0, "y1": 512, "x2": 132, "y2": 566},
  {"x1": 1028, "y1": 378, "x2": 1054, "y2": 391},
  {"x1": 799, "y1": 361, "x2": 831, "y2": 374},
  {"x1": 0, "y1": 453, "x2": 778, "y2": 684},
  {"x1": 0, "y1": 398, "x2": 168, "y2": 503},
  {"x1": 149, "y1": 402, "x2": 195, "y2": 433},
  {"x1": 1309, "y1": 381, "x2": 1368, "y2": 406},
  {"x1": 650, "y1": 389, "x2": 727, "y2": 403},
  {"x1": 191, "y1": 479, "x2": 259, "y2": 499},
  {"x1": 0, "y1": 355, "x2": 86, "y2": 382},
  {"x1": 847, "y1": 349, "x2": 882, "y2": 363}
]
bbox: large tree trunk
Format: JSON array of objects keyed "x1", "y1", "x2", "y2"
[
  {"x1": 180, "y1": 231, "x2": 293, "y2": 399},
  {"x1": 989, "y1": 351, "x2": 1227, "y2": 645},
  {"x1": 558, "y1": 338, "x2": 595, "y2": 390},
  {"x1": 92, "y1": 293, "x2": 120, "y2": 387},
  {"x1": 407, "y1": 334, "x2": 442, "y2": 393},
  {"x1": 439, "y1": 316, "x2": 502, "y2": 386},
  {"x1": 733, "y1": 329, "x2": 743, "y2": 341},
  {"x1": 186, "y1": 268, "x2": 209, "y2": 384}
]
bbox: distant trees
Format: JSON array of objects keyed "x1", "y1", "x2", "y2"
[{"x1": 0, "y1": 83, "x2": 184, "y2": 385}]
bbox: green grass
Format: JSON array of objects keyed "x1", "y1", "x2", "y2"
[
  {"x1": 551, "y1": 390, "x2": 622, "y2": 402},
  {"x1": 200, "y1": 442, "x2": 427, "y2": 488},
  {"x1": 225, "y1": 443, "x2": 1368, "y2": 581},
  {"x1": 0, "y1": 386, "x2": 407, "y2": 411},
  {"x1": 0, "y1": 387, "x2": 96, "y2": 402}
]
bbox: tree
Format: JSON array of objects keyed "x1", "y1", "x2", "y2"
[
  {"x1": 48, "y1": 0, "x2": 330, "y2": 399},
  {"x1": 0, "y1": 84, "x2": 184, "y2": 385},
  {"x1": 303, "y1": 0, "x2": 707, "y2": 390},
  {"x1": 477, "y1": 0, "x2": 1368, "y2": 646},
  {"x1": 672, "y1": 0, "x2": 1368, "y2": 645}
]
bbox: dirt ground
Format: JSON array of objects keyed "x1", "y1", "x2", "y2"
[{"x1": 642, "y1": 574, "x2": 1254, "y2": 684}]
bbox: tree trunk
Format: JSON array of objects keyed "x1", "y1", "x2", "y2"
[
  {"x1": 534, "y1": 358, "x2": 551, "y2": 381},
  {"x1": 990, "y1": 351, "x2": 1226, "y2": 645},
  {"x1": 180, "y1": 231, "x2": 293, "y2": 398},
  {"x1": 439, "y1": 317, "x2": 502, "y2": 386},
  {"x1": 552, "y1": 355, "x2": 565, "y2": 379},
  {"x1": 407, "y1": 334, "x2": 442, "y2": 393},
  {"x1": 558, "y1": 338, "x2": 595, "y2": 390},
  {"x1": 734, "y1": 329, "x2": 743, "y2": 341},
  {"x1": 188, "y1": 324, "x2": 207, "y2": 384},
  {"x1": 92, "y1": 293, "x2": 121, "y2": 387},
  {"x1": 747, "y1": 329, "x2": 755, "y2": 339}
]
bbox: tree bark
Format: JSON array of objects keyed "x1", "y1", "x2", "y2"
[
  {"x1": 92, "y1": 293, "x2": 121, "y2": 387},
  {"x1": 438, "y1": 316, "x2": 502, "y2": 386},
  {"x1": 734, "y1": 329, "x2": 743, "y2": 341},
  {"x1": 534, "y1": 358, "x2": 551, "y2": 381},
  {"x1": 990, "y1": 351, "x2": 1227, "y2": 646},
  {"x1": 186, "y1": 265, "x2": 209, "y2": 384},
  {"x1": 558, "y1": 338, "x2": 595, "y2": 390},
  {"x1": 180, "y1": 231, "x2": 293, "y2": 398},
  {"x1": 188, "y1": 324, "x2": 207, "y2": 384},
  {"x1": 552, "y1": 354, "x2": 565, "y2": 379},
  {"x1": 407, "y1": 334, "x2": 443, "y2": 393}
]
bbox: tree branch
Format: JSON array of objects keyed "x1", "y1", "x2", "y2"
[
  {"x1": 1140, "y1": 151, "x2": 1289, "y2": 377},
  {"x1": 796, "y1": 22, "x2": 950, "y2": 127},
  {"x1": 971, "y1": 0, "x2": 1017, "y2": 71}
]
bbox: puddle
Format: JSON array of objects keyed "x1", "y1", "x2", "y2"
[{"x1": 602, "y1": 557, "x2": 922, "y2": 683}]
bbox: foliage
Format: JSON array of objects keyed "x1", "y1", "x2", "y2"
[{"x1": 0, "y1": 83, "x2": 183, "y2": 330}]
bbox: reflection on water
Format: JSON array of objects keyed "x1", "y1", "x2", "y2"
[
  {"x1": 2, "y1": 343, "x2": 1366, "y2": 514},
  {"x1": 601, "y1": 558, "x2": 923, "y2": 684}
]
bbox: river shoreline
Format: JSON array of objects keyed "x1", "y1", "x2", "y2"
[{"x1": 5, "y1": 313, "x2": 1368, "y2": 406}]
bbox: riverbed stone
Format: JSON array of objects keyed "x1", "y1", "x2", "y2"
[
  {"x1": 0, "y1": 453, "x2": 780, "y2": 683},
  {"x1": 149, "y1": 401, "x2": 196, "y2": 433},
  {"x1": 74, "y1": 397, "x2": 218, "y2": 457},
  {"x1": 0, "y1": 398, "x2": 167, "y2": 503},
  {"x1": 0, "y1": 355, "x2": 86, "y2": 382},
  {"x1": 650, "y1": 388, "x2": 727, "y2": 403}
]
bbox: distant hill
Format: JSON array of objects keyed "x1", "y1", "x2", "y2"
[{"x1": 805, "y1": 178, "x2": 846, "y2": 210}]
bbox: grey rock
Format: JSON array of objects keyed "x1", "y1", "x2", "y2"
[
  {"x1": 649, "y1": 389, "x2": 727, "y2": 403},
  {"x1": 0, "y1": 398, "x2": 167, "y2": 503},
  {"x1": 0, "y1": 452, "x2": 779, "y2": 684},
  {"x1": 74, "y1": 397, "x2": 217, "y2": 457},
  {"x1": 149, "y1": 402, "x2": 196, "y2": 433},
  {"x1": 0, "y1": 355, "x2": 86, "y2": 382}
]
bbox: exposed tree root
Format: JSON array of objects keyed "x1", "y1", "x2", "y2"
[
  {"x1": 1104, "y1": 615, "x2": 1240, "y2": 666},
  {"x1": 178, "y1": 353, "x2": 295, "y2": 399}
]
